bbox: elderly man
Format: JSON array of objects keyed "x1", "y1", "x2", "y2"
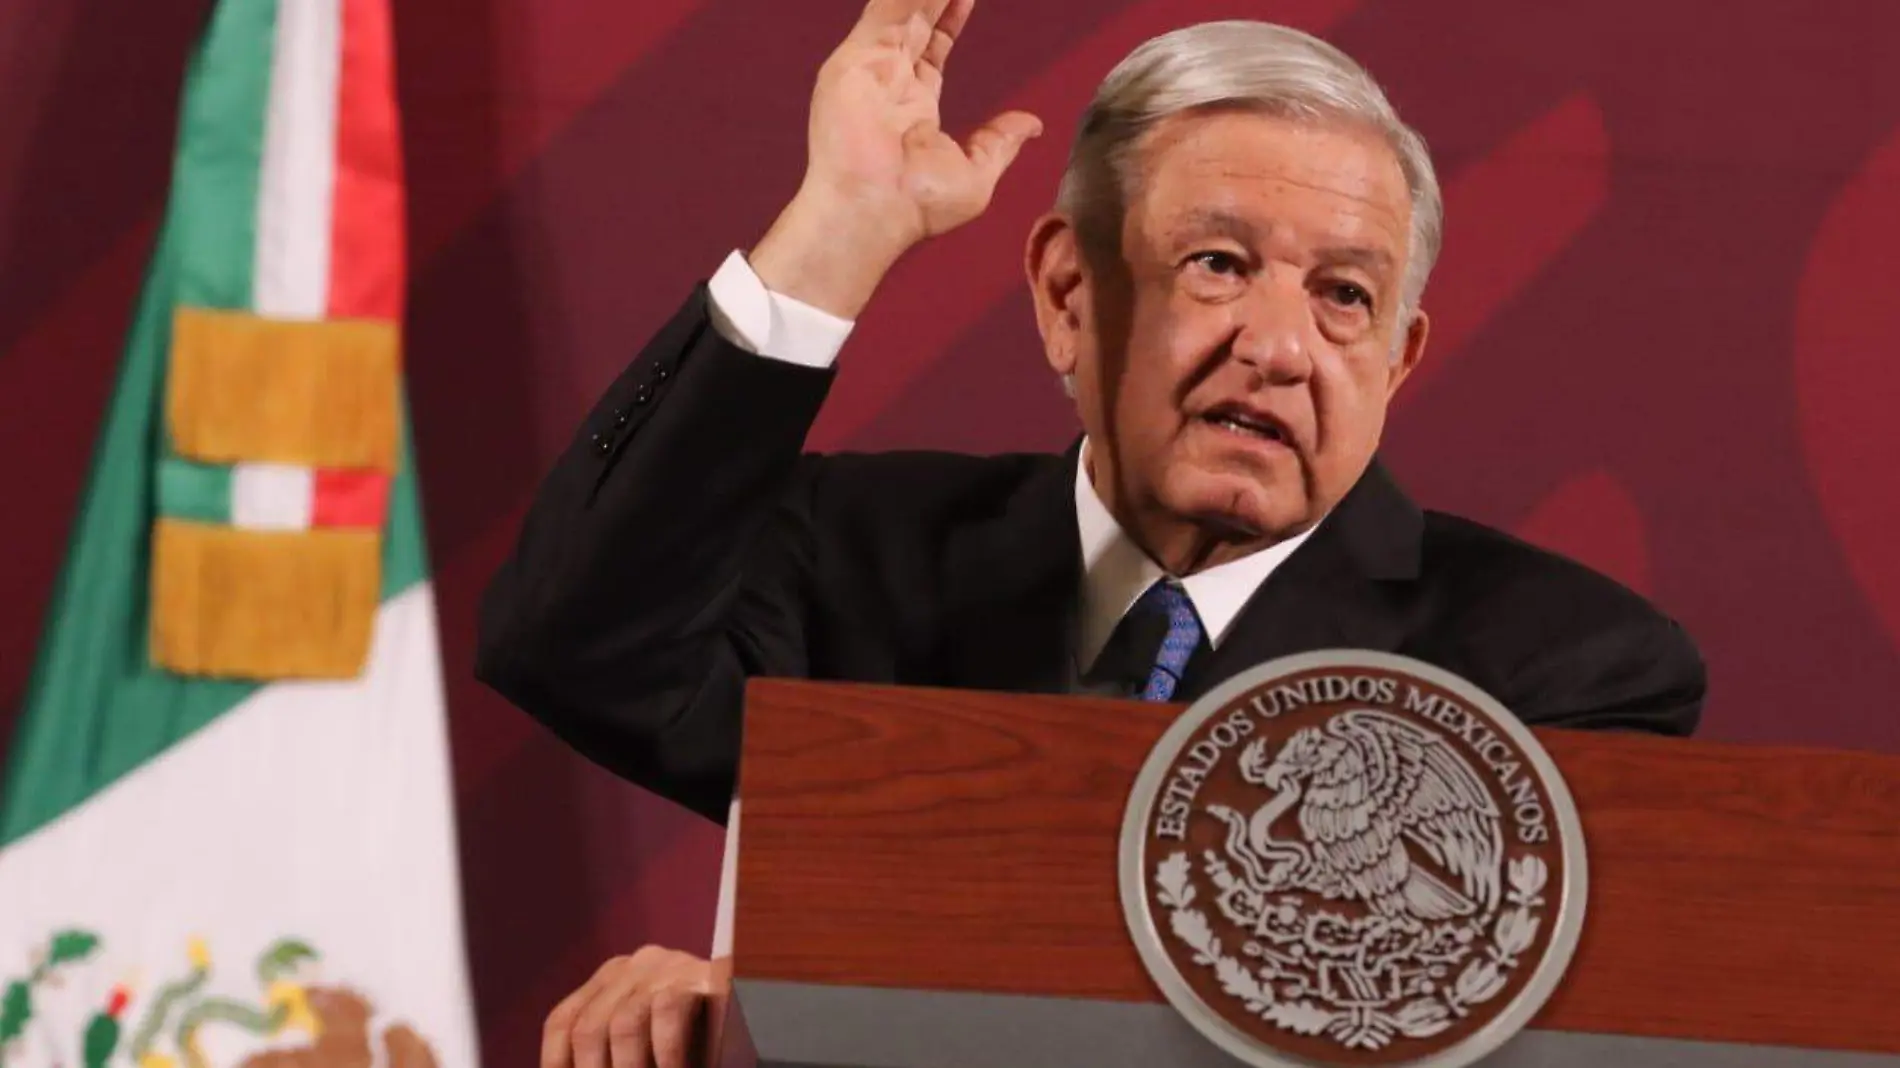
[{"x1": 477, "y1": 3, "x2": 1706, "y2": 1065}]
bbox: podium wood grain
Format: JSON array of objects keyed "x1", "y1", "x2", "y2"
[{"x1": 731, "y1": 678, "x2": 1900, "y2": 1054}]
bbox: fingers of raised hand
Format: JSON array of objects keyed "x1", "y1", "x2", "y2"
[
  {"x1": 854, "y1": 0, "x2": 948, "y2": 47},
  {"x1": 919, "y1": 0, "x2": 973, "y2": 72},
  {"x1": 964, "y1": 110, "x2": 1045, "y2": 185}
]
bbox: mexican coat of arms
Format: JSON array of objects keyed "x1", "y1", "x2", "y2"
[{"x1": 1120, "y1": 651, "x2": 1586, "y2": 1068}]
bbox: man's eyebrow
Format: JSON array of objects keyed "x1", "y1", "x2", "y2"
[
  {"x1": 1316, "y1": 246, "x2": 1398, "y2": 275},
  {"x1": 1174, "y1": 207, "x2": 1260, "y2": 242}
]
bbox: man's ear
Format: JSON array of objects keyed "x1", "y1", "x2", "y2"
[
  {"x1": 1024, "y1": 213, "x2": 1086, "y2": 380},
  {"x1": 1386, "y1": 308, "x2": 1431, "y2": 400}
]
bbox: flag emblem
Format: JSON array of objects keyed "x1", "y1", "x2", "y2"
[{"x1": 2, "y1": 930, "x2": 444, "y2": 1068}]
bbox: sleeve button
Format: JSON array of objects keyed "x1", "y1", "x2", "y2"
[
  {"x1": 592, "y1": 434, "x2": 613, "y2": 457},
  {"x1": 634, "y1": 384, "x2": 653, "y2": 405}
]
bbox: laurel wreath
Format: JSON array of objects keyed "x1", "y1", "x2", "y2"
[{"x1": 1155, "y1": 851, "x2": 1548, "y2": 1048}]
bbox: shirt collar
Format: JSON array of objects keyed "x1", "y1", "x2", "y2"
[{"x1": 1073, "y1": 438, "x2": 1321, "y2": 671}]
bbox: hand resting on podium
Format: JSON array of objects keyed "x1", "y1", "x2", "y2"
[{"x1": 542, "y1": 947, "x2": 724, "y2": 1068}]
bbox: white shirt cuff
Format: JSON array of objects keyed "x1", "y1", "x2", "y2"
[{"x1": 706, "y1": 250, "x2": 854, "y2": 369}]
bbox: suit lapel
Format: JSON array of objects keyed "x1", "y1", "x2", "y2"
[
  {"x1": 936, "y1": 440, "x2": 1084, "y2": 694},
  {"x1": 1180, "y1": 459, "x2": 1424, "y2": 701}
]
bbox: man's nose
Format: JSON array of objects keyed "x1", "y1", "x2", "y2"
[{"x1": 1231, "y1": 276, "x2": 1312, "y2": 386}]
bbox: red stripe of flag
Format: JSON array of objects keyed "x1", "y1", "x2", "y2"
[
  {"x1": 313, "y1": 469, "x2": 391, "y2": 530},
  {"x1": 328, "y1": 0, "x2": 405, "y2": 323}
]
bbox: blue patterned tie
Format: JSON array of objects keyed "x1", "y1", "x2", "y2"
[{"x1": 1136, "y1": 579, "x2": 1203, "y2": 701}]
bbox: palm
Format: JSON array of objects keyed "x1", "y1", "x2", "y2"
[{"x1": 807, "y1": 0, "x2": 1039, "y2": 242}]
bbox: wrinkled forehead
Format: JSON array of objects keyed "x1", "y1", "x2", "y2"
[{"x1": 1124, "y1": 110, "x2": 1414, "y2": 265}]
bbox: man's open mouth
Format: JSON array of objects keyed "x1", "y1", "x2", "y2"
[{"x1": 1201, "y1": 403, "x2": 1291, "y2": 445}]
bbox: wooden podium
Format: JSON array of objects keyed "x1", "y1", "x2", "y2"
[{"x1": 715, "y1": 678, "x2": 1900, "y2": 1068}]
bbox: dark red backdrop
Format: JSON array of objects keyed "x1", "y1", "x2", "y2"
[{"x1": 4, "y1": 1, "x2": 1898, "y2": 1064}]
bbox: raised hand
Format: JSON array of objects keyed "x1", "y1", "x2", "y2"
[{"x1": 751, "y1": 0, "x2": 1043, "y2": 319}]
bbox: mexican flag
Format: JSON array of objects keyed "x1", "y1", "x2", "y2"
[{"x1": 0, "y1": 1, "x2": 479, "y2": 1066}]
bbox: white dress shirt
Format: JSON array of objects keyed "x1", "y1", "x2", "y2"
[
  {"x1": 702, "y1": 249, "x2": 1315, "y2": 955},
  {"x1": 1072, "y1": 442, "x2": 1316, "y2": 667}
]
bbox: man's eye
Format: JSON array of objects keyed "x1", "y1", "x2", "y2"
[
  {"x1": 1188, "y1": 251, "x2": 1246, "y2": 276},
  {"x1": 1324, "y1": 282, "x2": 1374, "y2": 311}
]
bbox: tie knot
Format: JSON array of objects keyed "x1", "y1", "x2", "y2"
[{"x1": 1136, "y1": 578, "x2": 1195, "y2": 621}]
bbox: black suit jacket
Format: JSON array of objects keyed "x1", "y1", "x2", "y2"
[{"x1": 477, "y1": 286, "x2": 1707, "y2": 824}]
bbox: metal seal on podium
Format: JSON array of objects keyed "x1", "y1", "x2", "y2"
[{"x1": 1119, "y1": 651, "x2": 1587, "y2": 1068}]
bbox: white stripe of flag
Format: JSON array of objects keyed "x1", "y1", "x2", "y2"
[
  {"x1": 232, "y1": 463, "x2": 317, "y2": 530},
  {"x1": 252, "y1": 0, "x2": 341, "y2": 320}
]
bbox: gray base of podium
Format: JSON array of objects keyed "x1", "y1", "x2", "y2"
[{"x1": 733, "y1": 979, "x2": 1900, "y2": 1068}]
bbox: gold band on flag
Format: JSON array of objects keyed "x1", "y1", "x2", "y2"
[
  {"x1": 151, "y1": 519, "x2": 383, "y2": 680},
  {"x1": 167, "y1": 308, "x2": 400, "y2": 472},
  {"x1": 152, "y1": 307, "x2": 398, "y2": 680}
]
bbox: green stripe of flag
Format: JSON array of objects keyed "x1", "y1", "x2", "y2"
[
  {"x1": 384, "y1": 418, "x2": 429, "y2": 596},
  {"x1": 157, "y1": 457, "x2": 235, "y2": 523},
  {"x1": 172, "y1": 0, "x2": 279, "y2": 312}
]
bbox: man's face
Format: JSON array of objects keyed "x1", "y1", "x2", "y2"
[{"x1": 1031, "y1": 110, "x2": 1428, "y2": 565}]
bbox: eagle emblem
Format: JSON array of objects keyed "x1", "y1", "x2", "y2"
[
  {"x1": 1121, "y1": 652, "x2": 1585, "y2": 1068},
  {"x1": 1210, "y1": 710, "x2": 1503, "y2": 924}
]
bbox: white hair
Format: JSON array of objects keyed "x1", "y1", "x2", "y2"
[{"x1": 1054, "y1": 21, "x2": 1443, "y2": 327}]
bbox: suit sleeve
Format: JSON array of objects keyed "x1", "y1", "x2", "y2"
[
  {"x1": 475, "y1": 284, "x2": 835, "y2": 822},
  {"x1": 1504, "y1": 609, "x2": 1708, "y2": 737}
]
